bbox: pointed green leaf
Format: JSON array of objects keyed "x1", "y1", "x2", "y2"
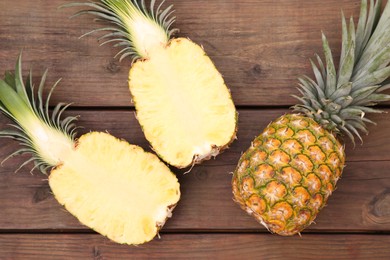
[
  {"x1": 340, "y1": 107, "x2": 365, "y2": 119},
  {"x1": 354, "y1": 93, "x2": 390, "y2": 105},
  {"x1": 331, "y1": 114, "x2": 344, "y2": 125},
  {"x1": 38, "y1": 75, "x2": 50, "y2": 127},
  {"x1": 292, "y1": 95, "x2": 310, "y2": 106},
  {"x1": 0, "y1": 56, "x2": 77, "y2": 174},
  {"x1": 63, "y1": 0, "x2": 177, "y2": 61},
  {"x1": 334, "y1": 95, "x2": 353, "y2": 108},
  {"x1": 340, "y1": 125, "x2": 356, "y2": 145},
  {"x1": 4, "y1": 71, "x2": 16, "y2": 90},
  {"x1": 322, "y1": 33, "x2": 337, "y2": 97},
  {"x1": 304, "y1": 75, "x2": 325, "y2": 100},
  {"x1": 355, "y1": 0, "x2": 388, "y2": 72},
  {"x1": 351, "y1": 105, "x2": 384, "y2": 113},
  {"x1": 338, "y1": 17, "x2": 355, "y2": 88},
  {"x1": 346, "y1": 124, "x2": 363, "y2": 144},
  {"x1": 310, "y1": 59, "x2": 325, "y2": 91},
  {"x1": 324, "y1": 101, "x2": 341, "y2": 114},
  {"x1": 351, "y1": 85, "x2": 380, "y2": 98},
  {"x1": 330, "y1": 82, "x2": 352, "y2": 100},
  {"x1": 355, "y1": 0, "x2": 368, "y2": 59},
  {"x1": 339, "y1": 12, "x2": 349, "y2": 73},
  {"x1": 362, "y1": 117, "x2": 377, "y2": 125},
  {"x1": 353, "y1": 66, "x2": 390, "y2": 89},
  {"x1": 45, "y1": 78, "x2": 62, "y2": 127},
  {"x1": 362, "y1": 0, "x2": 380, "y2": 52},
  {"x1": 309, "y1": 98, "x2": 323, "y2": 111},
  {"x1": 347, "y1": 119, "x2": 369, "y2": 134},
  {"x1": 298, "y1": 78, "x2": 317, "y2": 100},
  {"x1": 315, "y1": 54, "x2": 327, "y2": 81},
  {"x1": 14, "y1": 54, "x2": 32, "y2": 110},
  {"x1": 354, "y1": 44, "x2": 390, "y2": 81}
]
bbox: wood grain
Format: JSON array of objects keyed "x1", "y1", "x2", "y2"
[
  {"x1": 1, "y1": 233, "x2": 390, "y2": 259},
  {"x1": 0, "y1": 0, "x2": 372, "y2": 106},
  {"x1": 1, "y1": 0, "x2": 390, "y2": 256},
  {"x1": 0, "y1": 110, "x2": 389, "y2": 231}
]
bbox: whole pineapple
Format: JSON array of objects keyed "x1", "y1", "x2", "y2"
[{"x1": 232, "y1": 0, "x2": 390, "y2": 235}]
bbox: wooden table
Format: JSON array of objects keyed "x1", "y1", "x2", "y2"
[{"x1": 1, "y1": 0, "x2": 390, "y2": 259}]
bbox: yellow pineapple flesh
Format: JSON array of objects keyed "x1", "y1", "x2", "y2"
[
  {"x1": 49, "y1": 132, "x2": 180, "y2": 245},
  {"x1": 232, "y1": 114, "x2": 345, "y2": 235},
  {"x1": 130, "y1": 38, "x2": 237, "y2": 168},
  {"x1": 64, "y1": 1, "x2": 238, "y2": 169},
  {"x1": 0, "y1": 56, "x2": 182, "y2": 245}
]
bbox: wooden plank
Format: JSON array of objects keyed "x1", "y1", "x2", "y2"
[
  {"x1": 1, "y1": 155, "x2": 389, "y2": 232},
  {"x1": 1, "y1": 233, "x2": 390, "y2": 259},
  {"x1": 0, "y1": 0, "x2": 370, "y2": 106},
  {"x1": 0, "y1": 110, "x2": 389, "y2": 231}
]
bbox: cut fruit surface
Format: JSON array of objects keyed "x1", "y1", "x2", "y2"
[
  {"x1": 49, "y1": 132, "x2": 180, "y2": 245},
  {"x1": 129, "y1": 38, "x2": 237, "y2": 168},
  {"x1": 64, "y1": 2, "x2": 238, "y2": 169}
]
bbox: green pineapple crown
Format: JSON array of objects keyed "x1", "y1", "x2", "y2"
[
  {"x1": 62, "y1": 0, "x2": 178, "y2": 62},
  {"x1": 293, "y1": 0, "x2": 390, "y2": 144},
  {"x1": 0, "y1": 54, "x2": 77, "y2": 174}
]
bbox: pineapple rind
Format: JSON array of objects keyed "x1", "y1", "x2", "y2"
[
  {"x1": 232, "y1": 114, "x2": 345, "y2": 235},
  {"x1": 233, "y1": 0, "x2": 390, "y2": 237},
  {"x1": 49, "y1": 132, "x2": 180, "y2": 245},
  {"x1": 129, "y1": 38, "x2": 237, "y2": 168}
]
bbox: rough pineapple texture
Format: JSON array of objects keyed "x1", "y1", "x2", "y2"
[
  {"x1": 49, "y1": 132, "x2": 180, "y2": 245},
  {"x1": 129, "y1": 38, "x2": 237, "y2": 168},
  {"x1": 232, "y1": 114, "x2": 345, "y2": 235}
]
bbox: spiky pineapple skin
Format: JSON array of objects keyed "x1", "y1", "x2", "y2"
[{"x1": 232, "y1": 114, "x2": 345, "y2": 235}]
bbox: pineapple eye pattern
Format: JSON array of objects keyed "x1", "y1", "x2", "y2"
[{"x1": 233, "y1": 114, "x2": 345, "y2": 235}]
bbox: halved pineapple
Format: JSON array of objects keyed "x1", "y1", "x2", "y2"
[
  {"x1": 50, "y1": 132, "x2": 180, "y2": 245},
  {"x1": 63, "y1": 0, "x2": 238, "y2": 168},
  {"x1": 0, "y1": 56, "x2": 180, "y2": 245},
  {"x1": 130, "y1": 38, "x2": 236, "y2": 167}
]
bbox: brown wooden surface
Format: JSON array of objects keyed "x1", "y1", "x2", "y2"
[
  {"x1": 1, "y1": 110, "x2": 390, "y2": 232},
  {"x1": 1, "y1": 0, "x2": 390, "y2": 259},
  {"x1": 1, "y1": 234, "x2": 390, "y2": 259},
  {"x1": 0, "y1": 0, "x2": 370, "y2": 107}
]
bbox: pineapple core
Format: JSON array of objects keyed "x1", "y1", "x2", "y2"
[
  {"x1": 130, "y1": 38, "x2": 237, "y2": 168},
  {"x1": 49, "y1": 132, "x2": 180, "y2": 245}
]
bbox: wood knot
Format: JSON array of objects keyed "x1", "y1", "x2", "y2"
[
  {"x1": 244, "y1": 63, "x2": 264, "y2": 80},
  {"x1": 93, "y1": 246, "x2": 103, "y2": 260},
  {"x1": 32, "y1": 185, "x2": 51, "y2": 204},
  {"x1": 195, "y1": 167, "x2": 209, "y2": 181},
  {"x1": 364, "y1": 189, "x2": 390, "y2": 224},
  {"x1": 252, "y1": 64, "x2": 262, "y2": 74},
  {"x1": 106, "y1": 60, "x2": 120, "y2": 73}
]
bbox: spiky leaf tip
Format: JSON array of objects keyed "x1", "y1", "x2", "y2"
[
  {"x1": 0, "y1": 54, "x2": 78, "y2": 174},
  {"x1": 293, "y1": 0, "x2": 390, "y2": 145},
  {"x1": 62, "y1": 0, "x2": 178, "y2": 62}
]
